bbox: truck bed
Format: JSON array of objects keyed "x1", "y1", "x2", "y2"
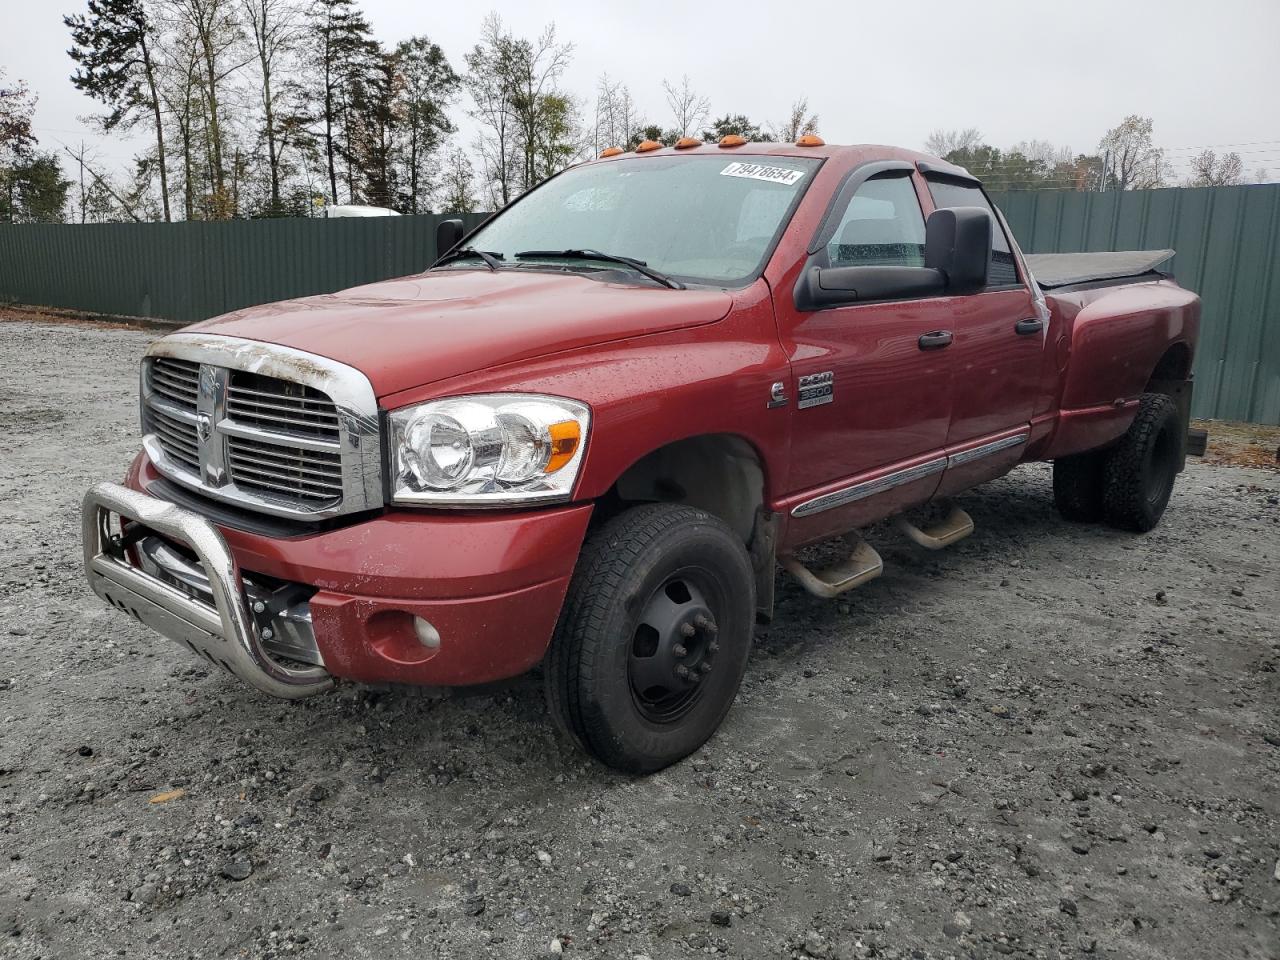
[{"x1": 1025, "y1": 249, "x2": 1175, "y2": 289}]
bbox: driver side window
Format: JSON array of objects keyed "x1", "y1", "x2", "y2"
[{"x1": 826, "y1": 175, "x2": 926, "y2": 268}]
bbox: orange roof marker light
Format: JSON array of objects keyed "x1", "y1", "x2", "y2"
[
  {"x1": 674, "y1": 137, "x2": 701, "y2": 149},
  {"x1": 599, "y1": 146, "x2": 624, "y2": 157},
  {"x1": 718, "y1": 135, "x2": 746, "y2": 148},
  {"x1": 795, "y1": 134, "x2": 825, "y2": 147},
  {"x1": 635, "y1": 139, "x2": 663, "y2": 153}
]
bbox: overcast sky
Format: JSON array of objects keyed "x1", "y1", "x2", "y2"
[{"x1": 4, "y1": 0, "x2": 1278, "y2": 184}]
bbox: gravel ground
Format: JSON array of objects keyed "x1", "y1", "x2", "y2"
[{"x1": 1, "y1": 317, "x2": 1277, "y2": 960}]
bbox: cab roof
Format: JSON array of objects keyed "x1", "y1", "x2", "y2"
[{"x1": 588, "y1": 141, "x2": 975, "y2": 181}]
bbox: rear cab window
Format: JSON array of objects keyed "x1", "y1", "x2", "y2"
[{"x1": 924, "y1": 178, "x2": 1021, "y2": 287}]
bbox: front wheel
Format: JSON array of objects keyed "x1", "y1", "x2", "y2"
[{"x1": 544, "y1": 504, "x2": 755, "y2": 773}]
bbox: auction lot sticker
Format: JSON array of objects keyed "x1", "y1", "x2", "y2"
[{"x1": 720, "y1": 162, "x2": 807, "y2": 185}]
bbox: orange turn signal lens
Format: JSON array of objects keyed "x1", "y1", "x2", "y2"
[
  {"x1": 545, "y1": 420, "x2": 582, "y2": 473},
  {"x1": 674, "y1": 137, "x2": 701, "y2": 149},
  {"x1": 795, "y1": 134, "x2": 825, "y2": 147},
  {"x1": 599, "y1": 146, "x2": 623, "y2": 157},
  {"x1": 635, "y1": 139, "x2": 662, "y2": 153},
  {"x1": 718, "y1": 135, "x2": 746, "y2": 148}
]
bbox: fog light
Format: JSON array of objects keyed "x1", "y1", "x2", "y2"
[{"x1": 413, "y1": 617, "x2": 441, "y2": 650}]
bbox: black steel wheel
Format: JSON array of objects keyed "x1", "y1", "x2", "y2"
[
  {"x1": 544, "y1": 504, "x2": 754, "y2": 773},
  {"x1": 628, "y1": 570, "x2": 722, "y2": 723}
]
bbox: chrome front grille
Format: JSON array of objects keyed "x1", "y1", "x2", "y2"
[
  {"x1": 227, "y1": 434, "x2": 344, "y2": 502},
  {"x1": 150, "y1": 403, "x2": 201, "y2": 472},
  {"x1": 151, "y1": 357, "x2": 200, "y2": 407},
  {"x1": 140, "y1": 334, "x2": 383, "y2": 521},
  {"x1": 227, "y1": 372, "x2": 341, "y2": 443}
]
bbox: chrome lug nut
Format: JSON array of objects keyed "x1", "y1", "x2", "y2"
[
  {"x1": 252, "y1": 601, "x2": 266, "y2": 614},
  {"x1": 672, "y1": 643, "x2": 688, "y2": 658},
  {"x1": 680, "y1": 622, "x2": 696, "y2": 638},
  {"x1": 708, "y1": 641, "x2": 720, "y2": 654},
  {"x1": 260, "y1": 628, "x2": 274, "y2": 641},
  {"x1": 675, "y1": 664, "x2": 690, "y2": 679},
  {"x1": 699, "y1": 662, "x2": 712, "y2": 674}
]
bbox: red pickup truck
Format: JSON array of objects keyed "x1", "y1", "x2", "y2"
[{"x1": 83, "y1": 139, "x2": 1201, "y2": 772}]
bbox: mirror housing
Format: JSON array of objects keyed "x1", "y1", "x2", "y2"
[
  {"x1": 435, "y1": 218, "x2": 465, "y2": 260},
  {"x1": 924, "y1": 206, "x2": 992, "y2": 292},
  {"x1": 796, "y1": 264, "x2": 946, "y2": 309}
]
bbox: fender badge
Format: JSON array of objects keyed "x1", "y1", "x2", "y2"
[
  {"x1": 767, "y1": 381, "x2": 788, "y2": 408},
  {"x1": 798, "y1": 371, "x2": 834, "y2": 409}
]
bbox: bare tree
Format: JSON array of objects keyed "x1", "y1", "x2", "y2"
[
  {"x1": 1187, "y1": 149, "x2": 1244, "y2": 187},
  {"x1": 507, "y1": 23, "x2": 573, "y2": 193},
  {"x1": 663, "y1": 75, "x2": 709, "y2": 139},
  {"x1": 465, "y1": 13, "x2": 519, "y2": 207},
  {"x1": 1098, "y1": 115, "x2": 1167, "y2": 190},
  {"x1": 772, "y1": 99, "x2": 818, "y2": 142},
  {"x1": 466, "y1": 15, "x2": 576, "y2": 205},
  {"x1": 924, "y1": 127, "x2": 982, "y2": 158},
  {"x1": 593, "y1": 73, "x2": 640, "y2": 153},
  {"x1": 240, "y1": 0, "x2": 305, "y2": 214},
  {"x1": 1009, "y1": 139, "x2": 1073, "y2": 169},
  {"x1": 164, "y1": 0, "x2": 249, "y2": 216}
]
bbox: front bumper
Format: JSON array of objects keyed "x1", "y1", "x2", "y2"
[
  {"x1": 83, "y1": 455, "x2": 594, "y2": 695},
  {"x1": 83, "y1": 482, "x2": 333, "y2": 699}
]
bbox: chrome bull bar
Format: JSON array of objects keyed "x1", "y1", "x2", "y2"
[{"x1": 81, "y1": 481, "x2": 333, "y2": 699}]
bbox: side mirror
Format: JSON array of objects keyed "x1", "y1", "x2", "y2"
[
  {"x1": 796, "y1": 265, "x2": 947, "y2": 309},
  {"x1": 925, "y1": 207, "x2": 991, "y2": 292},
  {"x1": 435, "y1": 218, "x2": 465, "y2": 260}
]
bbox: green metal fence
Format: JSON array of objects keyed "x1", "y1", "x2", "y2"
[
  {"x1": 990, "y1": 184, "x2": 1280, "y2": 425},
  {"x1": 1, "y1": 186, "x2": 1277, "y2": 423},
  {"x1": 0, "y1": 212, "x2": 489, "y2": 326}
]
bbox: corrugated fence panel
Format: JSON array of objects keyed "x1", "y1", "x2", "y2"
[
  {"x1": 2, "y1": 195, "x2": 1276, "y2": 422},
  {"x1": 992, "y1": 183, "x2": 1280, "y2": 425},
  {"x1": 0, "y1": 213, "x2": 473, "y2": 326}
]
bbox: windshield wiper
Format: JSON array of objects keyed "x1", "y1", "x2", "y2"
[
  {"x1": 514, "y1": 249, "x2": 685, "y2": 289},
  {"x1": 434, "y1": 247, "x2": 504, "y2": 271}
]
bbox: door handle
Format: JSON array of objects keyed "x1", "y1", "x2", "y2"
[
  {"x1": 1015, "y1": 317, "x2": 1044, "y2": 336},
  {"x1": 918, "y1": 330, "x2": 953, "y2": 350}
]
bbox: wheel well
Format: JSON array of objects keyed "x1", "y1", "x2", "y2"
[
  {"x1": 606, "y1": 434, "x2": 765, "y2": 543},
  {"x1": 1146, "y1": 342, "x2": 1192, "y2": 390}
]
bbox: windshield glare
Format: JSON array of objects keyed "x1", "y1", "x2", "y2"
[{"x1": 456, "y1": 155, "x2": 821, "y2": 286}]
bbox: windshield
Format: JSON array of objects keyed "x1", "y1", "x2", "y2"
[{"x1": 453, "y1": 155, "x2": 821, "y2": 286}]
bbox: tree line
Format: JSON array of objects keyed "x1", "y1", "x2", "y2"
[
  {"x1": 925, "y1": 117, "x2": 1255, "y2": 193},
  {"x1": 0, "y1": 1, "x2": 1268, "y2": 224}
]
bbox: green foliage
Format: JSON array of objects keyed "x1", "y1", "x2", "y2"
[
  {"x1": 1, "y1": 152, "x2": 71, "y2": 222},
  {"x1": 395, "y1": 36, "x2": 460, "y2": 213},
  {"x1": 701, "y1": 115, "x2": 774, "y2": 143},
  {"x1": 64, "y1": 0, "x2": 150, "y2": 131}
]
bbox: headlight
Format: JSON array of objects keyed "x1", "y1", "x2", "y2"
[{"x1": 389, "y1": 394, "x2": 590, "y2": 506}]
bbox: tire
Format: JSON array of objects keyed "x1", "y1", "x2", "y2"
[
  {"x1": 1102, "y1": 392, "x2": 1182, "y2": 532},
  {"x1": 544, "y1": 504, "x2": 755, "y2": 774},
  {"x1": 1052, "y1": 451, "x2": 1108, "y2": 522}
]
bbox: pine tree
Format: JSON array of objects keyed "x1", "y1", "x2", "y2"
[
  {"x1": 65, "y1": 0, "x2": 172, "y2": 220},
  {"x1": 307, "y1": 0, "x2": 377, "y2": 205},
  {"x1": 395, "y1": 36, "x2": 458, "y2": 214}
]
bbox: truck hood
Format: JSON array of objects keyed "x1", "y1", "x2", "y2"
[{"x1": 189, "y1": 269, "x2": 734, "y2": 398}]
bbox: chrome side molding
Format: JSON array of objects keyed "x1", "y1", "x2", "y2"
[
  {"x1": 791, "y1": 431, "x2": 1029, "y2": 519},
  {"x1": 792, "y1": 457, "x2": 947, "y2": 518}
]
